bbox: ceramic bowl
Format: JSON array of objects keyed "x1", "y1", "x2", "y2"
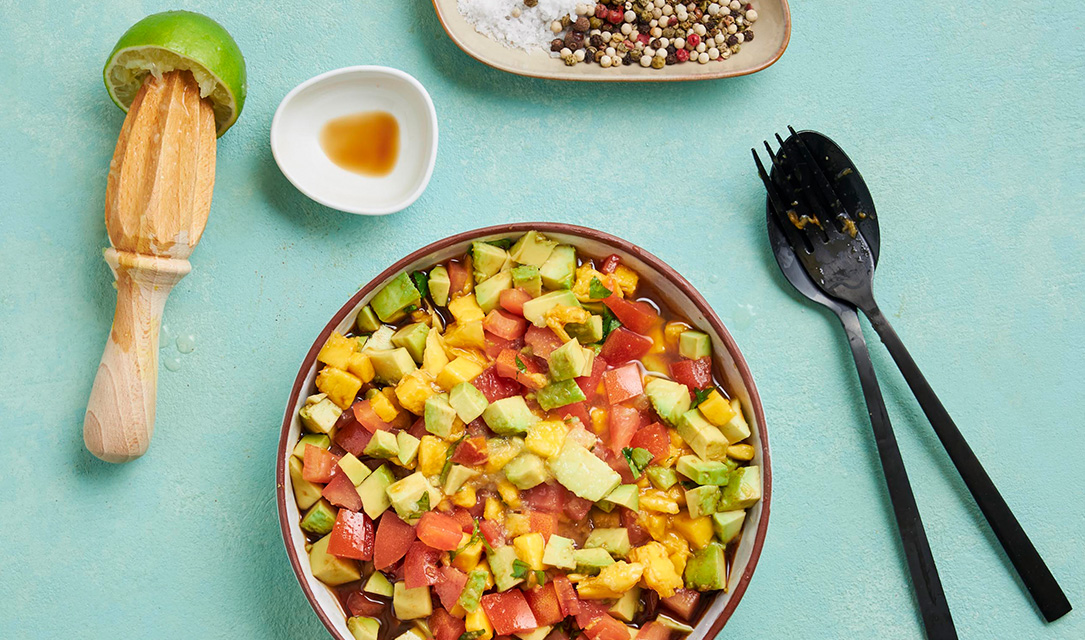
[
  {"x1": 276, "y1": 223, "x2": 772, "y2": 640},
  {"x1": 271, "y1": 66, "x2": 438, "y2": 215}
]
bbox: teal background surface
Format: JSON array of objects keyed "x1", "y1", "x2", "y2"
[{"x1": 1, "y1": 0, "x2": 1082, "y2": 637}]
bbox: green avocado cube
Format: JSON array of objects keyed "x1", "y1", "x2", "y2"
[
  {"x1": 548, "y1": 339, "x2": 587, "y2": 382},
  {"x1": 566, "y1": 315, "x2": 604, "y2": 344},
  {"x1": 392, "y1": 323, "x2": 430, "y2": 363},
  {"x1": 599, "y1": 484, "x2": 639, "y2": 512},
  {"x1": 483, "y1": 396, "x2": 538, "y2": 436},
  {"x1": 685, "y1": 485, "x2": 721, "y2": 519},
  {"x1": 573, "y1": 548, "x2": 615, "y2": 575},
  {"x1": 717, "y1": 465, "x2": 761, "y2": 511},
  {"x1": 429, "y1": 266, "x2": 451, "y2": 307},
  {"x1": 366, "y1": 325, "x2": 395, "y2": 351},
  {"x1": 677, "y1": 409, "x2": 730, "y2": 461},
  {"x1": 355, "y1": 305, "x2": 383, "y2": 333},
  {"x1": 347, "y1": 616, "x2": 381, "y2": 640},
  {"x1": 535, "y1": 379, "x2": 587, "y2": 411},
  {"x1": 547, "y1": 441, "x2": 621, "y2": 502},
  {"x1": 542, "y1": 534, "x2": 576, "y2": 569},
  {"x1": 676, "y1": 455, "x2": 734, "y2": 486},
  {"x1": 510, "y1": 230, "x2": 558, "y2": 267},
  {"x1": 712, "y1": 510, "x2": 746, "y2": 544},
  {"x1": 364, "y1": 430, "x2": 400, "y2": 459},
  {"x1": 457, "y1": 569, "x2": 488, "y2": 613},
  {"x1": 684, "y1": 542, "x2": 727, "y2": 591},
  {"x1": 522, "y1": 290, "x2": 581, "y2": 327},
  {"x1": 476, "y1": 271, "x2": 513, "y2": 313},
  {"x1": 609, "y1": 586, "x2": 641, "y2": 622},
  {"x1": 310, "y1": 534, "x2": 361, "y2": 585},
  {"x1": 397, "y1": 431, "x2": 421, "y2": 466},
  {"x1": 299, "y1": 397, "x2": 342, "y2": 434},
  {"x1": 289, "y1": 457, "x2": 322, "y2": 510},
  {"x1": 300, "y1": 499, "x2": 338, "y2": 536},
  {"x1": 719, "y1": 399, "x2": 752, "y2": 444},
  {"x1": 339, "y1": 453, "x2": 373, "y2": 485},
  {"x1": 445, "y1": 464, "x2": 480, "y2": 495},
  {"x1": 371, "y1": 272, "x2": 422, "y2": 323},
  {"x1": 516, "y1": 626, "x2": 553, "y2": 640},
  {"x1": 512, "y1": 265, "x2": 542, "y2": 297},
  {"x1": 488, "y1": 545, "x2": 524, "y2": 591},
  {"x1": 424, "y1": 394, "x2": 458, "y2": 438},
  {"x1": 678, "y1": 330, "x2": 712, "y2": 360},
  {"x1": 368, "y1": 348, "x2": 418, "y2": 384},
  {"x1": 450, "y1": 382, "x2": 489, "y2": 423},
  {"x1": 293, "y1": 433, "x2": 331, "y2": 458},
  {"x1": 357, "y1": 464, "x2": 396, "y2": 519},
  {"x1": 364, "y1": 571, "x2": 395, "y2": 597},
  {"x1": 503, "y1": 452, "x2": 548, "y2": 489},
  {"x1": 656, "y1": 615, "x2": 694, "y2": 634},
  {"x1": 645, "y1": 378, "x2": 691, "y2": 426},
  {"x1": 645, "y1": 466, "x2": 679, "y2": 490},
  {"x1": 585, "y1": 527, "x2": 631, "y2": 559},
  {"x1": 539, "y1": 245, "x2": 576, "y2": 290},
  {"x1": 393, "y1": 581, "x2": 433, "y2": 620},
  {"x1": 386, "y1": 472, "x2": 438, "y2": 523},
  {"x1": 473, "y1": 241, "x2": 511, "y2": 282}
]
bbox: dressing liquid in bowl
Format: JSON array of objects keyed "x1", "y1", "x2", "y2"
[{"x1": 320, "y1": 111, "x2": 399, "y2": 176}]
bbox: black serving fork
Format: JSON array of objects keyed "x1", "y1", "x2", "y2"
[{"x1": 757, "y1": 127, "x2": 1071, "y2": 624}]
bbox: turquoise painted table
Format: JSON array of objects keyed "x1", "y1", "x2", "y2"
[{"x1": 1, "y1": 0, "x2": 1082, "y2": 637}]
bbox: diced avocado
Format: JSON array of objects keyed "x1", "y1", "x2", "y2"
[
  {"x1": 566, "y1": 314, "x2": 603, "y2": 344},
  {"x1": 516, "y1": 626, "x2": 553, "y2": 640},
  {"x1": 676, "y1": 455, "x2": 734, "y2": 486},
  {"x1": 339, "y1": 453, "x2": 373, "y2": 485},
  {"x1": 473, "y1": 241, "x2": 510, "y2": 282},
  {"x1": 645, "y1": 378, "x2": 691, "y2": 426},
  {"x1": 483, "y1": 396, "x2": 538, "y2": 436},
  {"x1": 293, "y1": 433, "x2": 331, "y2": 458},
  {"x1": 289, "y1": 457, "x2": 323, "y2": 510},
  {"x1": 678, "y1": 330, "x2": 712, "y2": 360},
  {"x1": 368, "y1": 348, "x2": 418, "y2": 385},
  {"x1": 397, "y1": 431, "x2": 421, "y2": 466},
  {"x1": 310, "y1": 534, "x2": 361, "y2": 585},
  {"x1": 599, "y1": 484, "x2": 639, "y2": 512},
  {"x1": 717, "y1": 465, "x2": 761, "y2": 511},
  {"x1": 656, "y1": 615, "x2": 694, "y2": 634},
  {"x1": 512, "y1": 265, "x2": 542, "y2": 297},
  {"x1": 357, "y1": 464, "x2": 396, "y2": 519},
  {"x1": 683, "y1": 541, "x2": 727, "y2": 591},
  {"x1": 299, "y1": 397, "x2": 342, "y2": 434},
  {"x1": 718, "y1": 399, "x2": 751, "y2": 444},
  {"x1": 488, "y1": 545, "x2": 524, "y2": 592},
  {"x1": 539, "y1": 245, "x2": 576, "y2": 290},
  {"x1": 371, "y1": 272, "x2": 422, "y2": 322},
  {"x1": 392, "y1": 323, "x2": 430, "y2": 363},
  {"x1": 677, "y1": 409, "x2": 730, "y2": 461},
  {"x1": 301, "y1": 499, "x2": 338, "y2": 536},
  {"x1": 547, "y1": 441, "x2": 621, "y2": 502},
  {"x1": 535, "y1": 379, "x2": 587, "y2": 412},
  {"x1": 445, "y1": 464, "x2": 480, "y2": 495},
  {"x1": 548, "y1": 338, "x2": 587, "y2": 381},
  {"x1": 366, "y1": 325, "x2": 396, "y2": 351},
  {"x1": 609, "y1": 586, "x2": 641, "y2": 622},
  {"x1": 573, "y1": 548, "x2": 615, "y2": 575},
  {"x1": 347, "y1": 616, "x2": 381, "y2": 640},
  {"x1": 522, "y1": 290, "x2": 582, "y2": 327},
  {"x1": 457, "y1": 569, "x2": 488, "y2": 612},
  {"x1": 585, "y1": 528, "x2": 631, "y2": 559},
  {"x1": 395, "y1": 629, "x2": 426, "y2": 640},
  {"x1": 645, "y1": 466, "x2": 679, "y2": 490},
  {"x1": 364, "y1": 571, "x2": 395, "y2": 597},
  {"x1": 364, "y1": 430, "x2": 399, "y2": 459},
  {"x1": 450, "y1": 382, "x2": 489, "y2": 423},
  {"x1": 386, "y1": 472, "x2": 438, "y2": 523},
  {"x1": 429, "y1": 266, "x2": 451, "y2": 307},
  {"x1": 393, "y1": 581, "x2": 433, "y2": 620},
  {"x1": 424, "y1": 394, "x2": 458, "y2": 438},
  {"x1": 510, "y1": 230, "x2": 558, "y2": 267},
  {"x1": 542, "y1": 534, "x2": 576, "y2": 569},
  {"x1": 712, "y1": 510, "x2": 746, "y2": 544},
  {"x1": 685, "y1": 485, "x2": 720, "y2": 519},
  {"x1": 503, "y1": 452, "x2": 549, "y2": 490},
  {"x1": 355, "y1": 305, "x2": 383, "y2": 333},
  {"x1": 476, "y1": 271, "x2": 513, "y2": 313}
]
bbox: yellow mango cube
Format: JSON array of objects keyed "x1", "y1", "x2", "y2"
[
  {"x1": 317, "y1": 332, "x2": 356, "y2": 370},
  {"x1": 525, "y1": 421, "x2": 568, "y2": 459},
  {"x1": 396, "y1": 370, "x2": 437, "y2": 415},
  {"x1": 484, "y1": 497, "x2": 505, "y2": 522},
  {"x1": 505, "y1": 513, "x2": 530, "y2": 537},
  {"x1": 418, "y1": 436, "x2": 450, "y2": 477},
  {"x1": 672, "y1": 512, "x2": 714, "y2": 550},
  {"x1": 496, "y1": 478, "x2": 522, "y2": 508},
  {"x1": 370, "y1": 391, "x2": 399, "y2": 422},
  {"x1": 465, "y1": 606, "x2": 494, "y2": 640},
  {"x1": 485, "y1": 438, "x2": 524, "y2": 475},
  {"x1": 315, "y1": 366, "x2": 362, "y2": 409},
  {"x1": 452, "y1": 533, "x2": 484, "y2": 572},
  {"x1": 346, "y1": 352, "x2": 376, "y2": 383},
  {"x1": 639, "y1": 488, "x2": 680, "y2": 514},
  {"x1": 611, "y1": 265, "x2": 639, "y2": 296},
  {"x1": 698, "y1": 390, "x2": 737, "y2": 427},
  {"x1": 577, "y1": 561, "x2": 645, "y2": 600},
  {"x1": 646, "y1": 324, "x2": 667, "y2": 355},
  {"x1": 630, "y1": 542, "x2": 683, "y2": 598},
  {"x1": 513, "y1": 533, "x2": 546, "y2": 571},
  {"x1": 451, "y1": 485, "x2": 477, "y2": 508},
  {"x1": 437, "y1": 357, "x2": 486, "y2": 392},
  {"x1": 448, "y1": 295, "x2": 485, "y2": 323},
  {"x1": 444, "y1": 320, "x2": 487, "y2": 350},
  {"x1": 590, "y1": 408, "x2": 608, "y2": 435}
]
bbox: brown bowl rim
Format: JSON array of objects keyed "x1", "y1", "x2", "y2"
[{"x1": 276, "y1": 222, "x2": 773, "y2": 639}]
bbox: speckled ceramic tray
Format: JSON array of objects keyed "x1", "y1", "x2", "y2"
[{"x1": 433, "y1": 0, "x2": 790, "y2": 81}]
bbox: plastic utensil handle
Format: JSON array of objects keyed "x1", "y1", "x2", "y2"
[
  {"x1": 839, "y1": 309, "x2": 957, "y2": 639},
  {"x1": 862, "y1": 302, "x2": 1072, "y2": 622},
  {"x1": 84, "y1": 249, "x2": 190, "y2": 463}
]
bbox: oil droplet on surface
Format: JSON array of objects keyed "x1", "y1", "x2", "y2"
[
  {"x1": 732, "y1": 303, "x2": 756, "y2": 330},
  {"x1": 709, "y1": 274, "x2": 720, "y2": 284},
  {"x1": 320, "y1": 111, "x2": 399, "y2": 176},
  {"x1": 163, "y1": 356, "x2": 182, "y2": 372},
  {"x1": 160, "y1": 323, "x2": 174, "y2": 349},
  {"x1": 176, "y1": 334, "x2": 196, "y2": 354}
]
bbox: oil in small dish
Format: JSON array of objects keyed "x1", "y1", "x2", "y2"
[{"x1": 320, "y1": 111, "x2": 399, "y2": 177}]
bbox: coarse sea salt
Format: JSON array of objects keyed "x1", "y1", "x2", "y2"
[{"x1": 458, "y1": 0, "x2": 579, "y2": 52}]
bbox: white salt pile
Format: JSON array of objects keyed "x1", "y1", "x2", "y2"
[{"x1": 457, "y1": 0, "x2": 579, "y2": 52}]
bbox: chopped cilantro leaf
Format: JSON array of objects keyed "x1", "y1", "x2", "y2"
[
  {"x1": 535, "y1": 570, "x2": 548, "y2": 585},
  {"x1": 690, "y1": 387, "x2": 712, "y2": 409},
  {"x1": 600, "y1": 307, "x2": 622, "y2": 341},
  {"x1": 460, "y1": 631, "x2": 487, "y2": 640},
  {"x1": 511, "y1": 559, "x2": 530, "y2": 580},
  {"x1": 486, "y1": 239, "x2": 513, "y2": 250},
  {"x1": 622, "y1": 447, "x2": 654, "y2": 479},
  {"x1": 440, "y1": 435, "x2": 467, "y2": 485},
  {"x1": 411, "y1": 271, "x2": 429, "y2": 299},
  {"x1": 515, "y1": 355, "x2": 527, "y2": 373},
  {"x1": 589, "y1": 277, "x2": 613, "y2": 300}
]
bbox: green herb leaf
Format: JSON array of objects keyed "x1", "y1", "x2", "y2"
[
  {"x1": 411, "y1": 271, "x2": 429, "y2": 299},
  {"x1": 486, "y1": 239, "x2": 513, "y2": 250},
  {"x1": 589, "y1": 277, "x2": 613, "y2": 300},
  {"x1": 690, "y1": 387, "x2": 712, "y2": 409},
  {"x1": 600, "y1": 307, "x2": 622, "y2": 341},
  {"x1": 440, "y1": 434, "x2": 468, "y2": 485},
  {"x1": 622, "y1": 446, "x2": 655, "y2": 479},
  {"x1": 515, "y1": 355, "x2": 527, "y2": 373},
  {"x1": 535, "y1": 570, "x2": 548, "y2": 585},
  {"x1": 511, "y1": 559, "x2": 530, "y2": 580},
  {"x1": 459, "y1": 631, "x2": 487, "y2": 640}
]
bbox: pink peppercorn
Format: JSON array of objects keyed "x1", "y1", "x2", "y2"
[
  {"x1": 595, "y1": 3, "x2": 608, "y2": 19},
  {"x1": 637, "y1": 32, "x2": 650, "y2": 45},
  {"x1": 675, "y1": 48, "x2": 690, "y2": 62},
  {"x1": 607, "y1": 8, "x2": 623, "y2": 24},
  {"x1": 686, "y1": 33, "x2": 701, "y2": 48}
]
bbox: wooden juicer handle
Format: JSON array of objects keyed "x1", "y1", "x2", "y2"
[{"x1": 84, "y1": 70, "x2": 217, "y2": 463}]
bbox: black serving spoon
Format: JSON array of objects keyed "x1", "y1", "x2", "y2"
[
  {"x1": 759, "y1": 128, "x2": 1071, "y2": 624},
  {"x1": 761, "y1": 131, "x2": 957, "y2": 639}
]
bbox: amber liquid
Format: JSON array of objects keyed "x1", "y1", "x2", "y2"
[{"x1": 320, "y1": 111, "x2": 399, "y2": 176}]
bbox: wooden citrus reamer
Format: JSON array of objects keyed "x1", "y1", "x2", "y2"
[{"x1": 84, "y1": 70, "x2": 216, "y2": 463}]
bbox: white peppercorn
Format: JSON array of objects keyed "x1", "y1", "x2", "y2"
[
  {"x1": 708, "y1": 46, "x2": 720, "y2": 59},
  {"x1": 698, "y1": 51, "x2": 709, "y2": 63},
  {"x1": 729, "y1": 0, "x2": 741, "y2": 10},
  {"x1": 639, "y1": 54, "x2": 652, "y2": 66},
  {"x1": 745, "y1": 9, "x2": 758, "y2": 21},
  {"x1": 551, "y1": 21, "x2": 563, "y2": 34},
  {"x1": 621, "y1": 22, "x2": 633, "y2": 35},
  {"x1": 600, "y1": 54, "x2": 613, "y2": 67}
]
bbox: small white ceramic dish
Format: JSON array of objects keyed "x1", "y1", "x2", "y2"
[{"x1": 271, "y1": 66, "x2": 438, "y2": 215}]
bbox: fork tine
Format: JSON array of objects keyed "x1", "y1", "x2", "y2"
[
  {"x1": 753, "y1": 148, "x2": 813, "y2": 254},
  {"x1": 787, "y1": 126, "x2": 855, "y2": 234}
]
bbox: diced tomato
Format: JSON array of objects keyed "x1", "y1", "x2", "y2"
[
  {"x1": 322, "y1": 472, "x2": 363, "y2": 511},
  {"x1": 326, "y1": 509, "x2": 374, "y2": 560},
  {"x1": 472, "y1": 366, "x2": 523, "y2": 403},
  {"x1": 496, "y1": 349, "x2": 547, "y2": 390},
  {"x1": 451, "y1": 436, "x2": 489, "y2": 466},
  {"x1": 607, "y1": 405, "x2": 646, "y2": 453},
  {"x1": 484, "y1": 309, "x2": 528, "y2": 340},
  {"x1": 527, "y1": 510, "x2": 558, "y2": 542},
  {"x1": 629, "y1": 422, "x2": 670, "y2": 461},
  {"x1": 333, "y1": 420, "x2": 374, "y2": 457},
  {"x1": 525, "y1": 325, "x2": 563, "y2": 359},
  {"x1": 417, "y1": 512, "x2": 465, "y2": 551},
  {"x1": 584, "y1": 614, "x2": 630, "y2": 640},
  {"x1": 481, "y1": 590, "x2": 539, "y2": 635},
  {"x1": 661, "y1": 589, "x2": 702, "y2": 620},
  {"x1": 431, "y1": 608, "x2": 467, "y2": 640},
  {"x1": 523, "y1": 583, "x2": 564, "y2": 626},
  {"x1": 544, "y1": 627, "x2": 572, "y2": 640},
  {"x1": 564, "y1": 495, "x2": 593, "y2": 521},
  {"x1": 599, "y1": 254, "x2": 621, "y2": 274},
  {"x1": 575, "y1": 355, "x2": 607, "y2": 400},
  {"x1": 599, "y1": 328, "x2": 653, "y2": 364},
  {"x1": 620, "y1": 508, "x2": 652, "y2": 546},
  {"x1": 352, "y1": 399, "x2": 395, "y2": 433},
  {"x1": 485, "y1": 332, "x2": 526, "y2": 360},
  {"x1": 635, "y1": 622, "x2": 672, "y2": 640},
  {"x1": 404, "y1": 540, "x2": 442, "y2": 589},
  {"x1": 346, "y1": 591, "x2": 386, "y2": 617},
  {"x1": 448, "y1": 260, "x2": 471, "y2": 297},
  {"x1": 373, "y1": 512, "x2": 417, "y2": 570},
  {"x1": 670, "y1": 357, "x2": 712, "y2": 392},
  {"x1": 574, "y1": 600, "x2": 611, "y2": 628},
  {"x1": 602, "y1": 295, "x2": 660, "y2": 334},
  {"x1": 408, "y1": 417, "x2": 429, "y2": 439},
  {"x1": 449, "y1": 507, "x2": 476, "y2": 533},
  {"x1": 433, "y1": 567, "x2": 469, "y2": 611},
  {"x1": 479, "y1": 520, "x2": 506, "y2": 548},
  {"x1": 594, "y1": 445, "x2": 635, "y2": 485},
  {"x1": 602, "y1": 363, "x2": 645, "y2": 406},
  {"x1": 558, "y1": 401, "x2": 591, "y2": 428},
  {"x1": 553, "y1": 575, "x2": 581, "y2": 617},
  {"x1": 521, "y1": 483, "x2": 565, "y2": 514},
  {"x1": 500, "y1": 288, "x2": 532, "y2": 316},
  {"x1": 303, "y1": 444, "x2": 339, "y2": 483}
]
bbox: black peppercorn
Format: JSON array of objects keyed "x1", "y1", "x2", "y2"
[
  {"x1": 726, "y1": 34, "x2": 738, "y2": 46},
  {"x1": 590, "y1": 34, "x2": 604, "y2": 48},
  {"x1": 623, "y1": 53, "x2": 634, "y2": 65},
  {"x1": 665, "y1": 53, "x2": 677, "y2": 65},
  {"x1": 551, "y1": 38, "x2": 564, "y2": 52},
  {"x1": 743, "y1": 29, "x2": 753, "y2": 41}
]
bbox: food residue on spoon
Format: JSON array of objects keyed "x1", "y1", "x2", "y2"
[{"x1": 321, "y1": 111, "x2": 400, "y2": 177}]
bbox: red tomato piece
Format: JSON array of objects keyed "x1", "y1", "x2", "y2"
[
  {"x1": 602, "y1": 363, "x2": 645, "y2": 406},
  {"x1": 629, "y1": 422, "x2": 670, "y2": 462},
  {"x1": 484, "y1": 309, "x2": 528, "y2": 340},
  {"x1": 321, "y1": 472, "x2": 363, "y2": 511},
  {"x1": 525, "y1": 325, "x2": 563, "y2": 359},
  {"x1": 670, "y1": 357, "x2": 712, "y2": 392},
  {"x1": 326, "y1": 509, "x2": 374, "y2": 560},
  {"x1": 408, "y1": 417, "x2": 429, "y2": 439},
  {"x1": 574, "y1": 355, "x2": 607, "y2": 401},
  {"x1": 346, "y1": 591, "x2": 386, "y2": 617},
  {"x1": 352, "y1": 399, "x2": 395, "y2": 433},
  {"x1": 523, "y1": 583, "x2": 564, "y2": 626},
  {"x1": 449, "y1": 507, "x2": 476, "y2": 533},
  {"x1": 481, "y1": 590, "x2": 539, "y2": 635},
  {"x1": 545, "y1": 628, "x2": 572, "y2": 640},
  {"x1": 584, "y1": 614, "x2": 630, "y2": 640},
  {"x1": 593, "y1": 445, "x2": 635, "y2": 485},
  {"x1": 620, "y1": 508, "x2": 652, "y2": 546},
  {"x1": 472, "y1": 366, "x2": 523, "y2": 403},
  {"x1": 574, "y1": 600, "x2": 611, "y2": 628},
  {"x1": 373, "y1": 512, "x2": 417, "y2": 570},
  {"x1": 496, "y1": 349, "x2": 547, "y2": 390},
  {"x1": 448, "y1": 260, "x2": 471, "y2": 297},
  {"x1": 303, "y1": 444, "x2": 339, "y2": 483},
  {"x1": 598, "y1": 328, "x2": 653, "y2": 364},
  {"x1": 607, "y1": 405, "x2": 646, "y2": 453},
  {"x1": 553, "y1": 575, "x2": 581, "y2": 617},
  {"x1": 500, "y1": 288, "x2": 532, "y2": 316},
  {"x1": 431, "y1": 608, "x2": 467, "y2": 640},
  {"x1": 602, "y1": 296, "x2": 660, "y2": 334},
  {"x1": 451, "y1": 436, "x2": 489, "y2": 466},
  {"x1": 558, "y1": 401, "x2": 591, "y2": 428},
  {"x1": 564, "y1": 495, "x2": 593, "y2": 521},
  {"x1": 527, "y1": 510, "x2": 558, "y2": 542},
  {"x1": 521, "y1": 483, "x2": 565, "y2": 514},
  {"x1": 599, "y1": 254, "x2": 621, "y2": 275},
  {"x1": 433, "y1": 567, "x2": 469, "y2": 611},
  {"x1": 404, "y1": 540, "x2": 442, "y2": 589},
  {"x1": 334, "y1": 420, "x2": 374, "y2": 457},
  {"x1": 661, "y1": 589, "x2": 702, "y2": 621},
  {"x1": 479, "y1": 520, "x2": 506, "y2": 548},
  {"x1": 417, "y1": 512, "x2": 465, "y2": 551},
  {"x1": 635, "y1": 622, "x2": 672, "y2": 640}
]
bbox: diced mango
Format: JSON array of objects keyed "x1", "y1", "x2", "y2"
[
  {"x1": 451, "y1": 485, "x2": 477, "y2": 508},
  {"x1": 577, "y1": 561, "x2": 644, "y2": 599},
  {"x1": 422, "y1": 329, "x2": 450, "y2": 376},
  {"x1": 315, "y1": 366, "x2": 362, "y2": 409},
  {"x1": 611, "y1": 265, "x2": 639, "y2": 297},
  {"x1": 444, "y1": 320, "x2": 487, "y2": 350},
  {"x1": 437, "y1": 358, "x2": 486, "y2": 392},
  {"x1": 639, "y1": 488, "x2": 680, "y2": 514},
  {"x1": 525, "y1": 420, "x2": 569, "y2": 459},
  {"x1": 728, "y1": 444, "x2": 755, "y2": 461},
  {"x1": 452, "y1": 533, "x2": 484, "y2": 572},
  {"x1": 629, "y1": 542, "x2": 683, "y2": 598},
  {"x1": 484, "y1": 497, "x2": 505, "y2": 522},
  {"x1": 513, "y1": 533, "x2": 546, "y2": 571},
  {"x1": 590, "y1": 408, "x2": 608, "y2": 435},
  {"x1": 448, "y1": 295, "x2": 485, "y2": 324},
  {"x1": 485, "y1": 438, "x2": 524, "y2": 475},
  {"x1": 659, "y1": 532, "x2": 692, "y2": 577},
  {"x1": 370, "y1": 391, "x2": 399, "y2": 422},
  {"x1": 464, "y1": 606, "x2": 493, "y2": 640},
  {"x1": 317, "y1": 332, "x2": 356, "y2": 370},
  {"x1": 347, "y1": 351, "x2": 376, "y2": 383},
  {"x1": 697, "y1": 390, "x2": 736, "y2": 427},
  {"x1": 571, "y1": 265, "x2": 620, "y2": 303},
  {"x1": 506, "y1": 513, "x2": 530, "y2": 537},
  {"x1": 495, "y1": 478, "x2": 522, "y2": 509},
  {"x1": 418, "y1": 436, "x2": 450, "y2": 477},
  {"x1": 663, "y1": 321, "x2": 689, "y2": 346},
  {"x1": 641, "y1": 513, "x2": 668, "y2": 542},
  {"x1": 672, "y1": 512, "x2": 714, "y2": 550},
  {"x1": 395, "y1": 370, "x2": 438, "y2": 415},
  {"x1": 646, "y1": 324, "x2": 667, "y2": 355}
]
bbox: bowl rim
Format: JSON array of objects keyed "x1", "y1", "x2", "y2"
[
  {"x1": 269, "y1": 65, "x2": 439, "y2": 216},
  {"x1": 275, "y1": 222, "x2": 773, "y2": 639}
]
